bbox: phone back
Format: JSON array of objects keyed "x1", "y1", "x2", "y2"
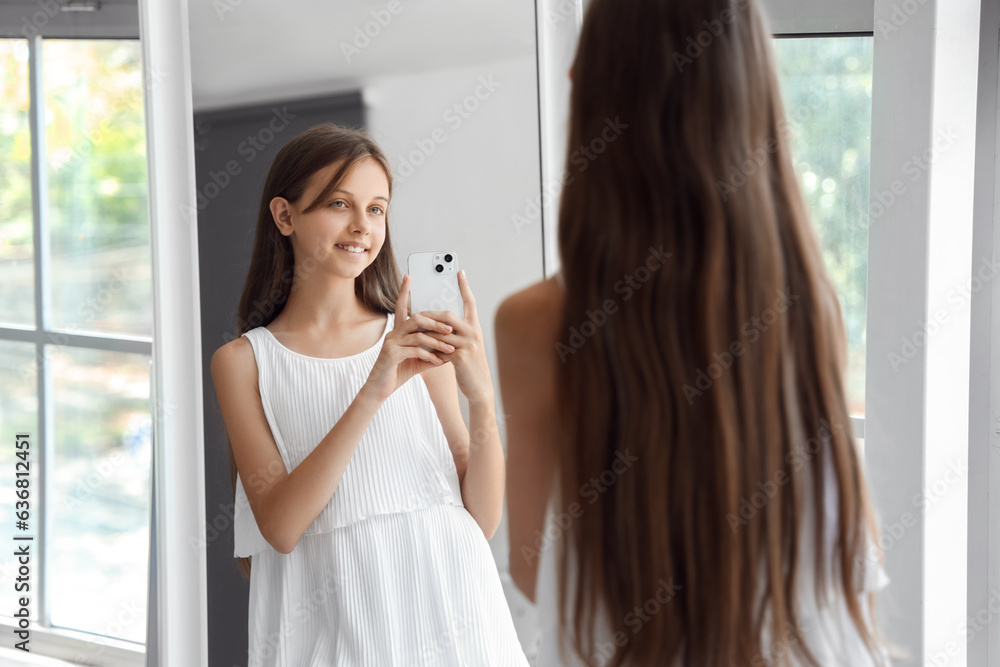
[{"x1": 407, "y1": 251, "x2": 464, "y2": 319}]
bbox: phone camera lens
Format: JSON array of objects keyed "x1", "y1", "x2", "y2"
[
  {"x1": 444, "y1": 253, "x2": 453, "y2": 263},
  {"x1": 435, "y1": 264, "x2": 444, "y2": 273}
]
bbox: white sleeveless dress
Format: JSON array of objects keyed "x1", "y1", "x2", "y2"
[
  {"x1": 534, "y1": 447, "x2": 892, "y2": 666},
  {"x1": 537, "y1": 268, "x2": 891, "y2": 665},
  {"x1": 233, "y1": 312, "x2": 529, "y2": 666}
]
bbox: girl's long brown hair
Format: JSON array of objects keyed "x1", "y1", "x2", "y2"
[
  {"x1": 227, "y1": 123, "x2": 401, "y2": 579},
  {"x1": 553, "y1": 0, "x2": 885, "y2": 664}
]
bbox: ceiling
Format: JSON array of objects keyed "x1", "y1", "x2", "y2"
[{"x1": 186, "y1": 0, "x2": 538, "y2": 112}]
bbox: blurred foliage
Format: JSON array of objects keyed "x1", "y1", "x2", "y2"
[
  {"x1": 43, "y1": 39, "x2": 148, "y2": 253},
  {"x1": 773, "y1": 36, "x2": 873, "y2": 415},
  {"x1": 1, "y1": 38, "x2": 152, "y2": 336},
  {"x1": 2, "y1": 39, "x2": 149, "y2": 253}
]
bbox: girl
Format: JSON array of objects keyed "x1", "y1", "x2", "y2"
[
  {"x1": 211, "y1": 123, "x2": 529, "y2": 666},
  {"x1": 497, "y1": 0, "x2": 893, "y2": 665}
]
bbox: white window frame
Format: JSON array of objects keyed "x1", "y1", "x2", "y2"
[
  {"x1": 968, "y1": 1, "x2": 1000, "y2": 665},
  {"x1": 137, "y1": 0, "x2": 208, "y2": 665}
]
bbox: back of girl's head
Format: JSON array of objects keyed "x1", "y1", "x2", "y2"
[
  {"x1": 228, "y1": 123, "x2": 401, "y2": 579},
  {"x1": 555, "y1": 0, "x2": 885, "y2": 665}
]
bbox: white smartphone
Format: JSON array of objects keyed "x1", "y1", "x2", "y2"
[{"x1": 407, "y1": 251, "x2": 464, "y2": 352}]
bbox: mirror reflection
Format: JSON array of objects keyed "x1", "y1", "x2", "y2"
[{"x1": 190, "y1": 1, "x2": 542, "y2": 664}]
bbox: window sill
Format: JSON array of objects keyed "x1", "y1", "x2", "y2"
[{"x1": 0, "y1": 620, "x2": 144, "y2": 667}]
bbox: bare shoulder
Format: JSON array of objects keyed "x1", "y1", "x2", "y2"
[
  {"x1": 495, "y1": 274, "x2": 564, "y2": 406},
  {"x1": 210, "y1": 335, "x2": 258, "y2": 388},
  {"x1": 495, "y1": 273, "x2": 564, "y2": 350}
]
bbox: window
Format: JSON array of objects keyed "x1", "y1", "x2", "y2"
[
  {"x1": 772, "y1": 35, "x2": 874, "y2": 434},
  {"x1": 0, "y1": 36, "x2": 150, "y2": 661}
]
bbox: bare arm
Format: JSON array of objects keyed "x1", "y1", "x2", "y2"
[
  {"x1": 462, "y1": 394, "x2": 505, "y2": 539},
  {"x1": 211, "y1": 338, "x2": 385, "y2": 554},
  {"x1": 495, "y1": 290, "x2": 560, "y2": 603},
  {"x1": 421, "y1": 363, "x2": 505, "y2": 540}
]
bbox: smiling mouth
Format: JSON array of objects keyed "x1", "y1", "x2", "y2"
[{"x1": 336, "y1": 244, "x2": 368, "y2": 254}]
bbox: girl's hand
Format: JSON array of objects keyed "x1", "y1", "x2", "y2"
[
  {"x1": 418, "y1": 270, "x2": 494, "y2": 404},
  {"x1": 362, "y1": 275, "x2": 456, "y2": 403}
]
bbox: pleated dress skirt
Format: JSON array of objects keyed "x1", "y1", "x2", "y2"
[{"x1": 246, "y1": 502, "x2": 529, "y2": 667}]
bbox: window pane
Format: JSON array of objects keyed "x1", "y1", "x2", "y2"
[
  {"x1": 0, "y1": 341, "x2": 39, "y2": 620},
  {"x1": 0, "y1": 39, "x2": 35, "y2": 329},
  {"x1": 43, "y1": 40, "x2": 151, "y2": 339},
  {"x1": 49, "y1": 346, "x2": 150, "y2": 643},
  {"x1": 772, "y1": 36, "x2": 873, "y2": 418}
]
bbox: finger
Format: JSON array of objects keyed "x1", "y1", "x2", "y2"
[
  {"x1": 412, "y1": 346, "x2": 445, "y2": 366},
  {"x1": 420, "y1": 330, "x2": 457, "y2": 345},
  {"x1": 409, "y1": 331, "x2": 456, "y2": 354},
  {"x1": 456, "y1": 269, "x2": 476, "y2": 323},
  {"x1": 418, "y1": 310, "x2": 461, "y2": 329},
  {"x1": 407, "y1": 312, "x2": 454, "y2": 334},
  {"x1": 396, "y1": 275, "x2": 411, "y2": 330}
]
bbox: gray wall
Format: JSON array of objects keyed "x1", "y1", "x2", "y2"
[{"x1": 194, "y1": 92, "x2": 364, "y2": 667}]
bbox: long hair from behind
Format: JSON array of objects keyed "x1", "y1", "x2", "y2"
[
  {"x1": 553, "y1": 0, "x2": 885, "y2": 664},
  {"x1": 227, "y1": 123, "x2": 401, "y2": 579}
]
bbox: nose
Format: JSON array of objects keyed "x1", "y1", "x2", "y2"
[{"x1": 348, "y1": 209, "x2": 371, "y2": 235}]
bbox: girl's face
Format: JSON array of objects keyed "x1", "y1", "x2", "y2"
[{"x1": 278, "y1": 157, "x2": 390, "y2": 277}]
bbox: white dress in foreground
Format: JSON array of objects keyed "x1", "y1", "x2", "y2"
[
  {"x1": 234, "y1": 312, "x2": 529, "y2": 666},
  {"x1": 533, "y1": 432, "x2": 890, "y2": 663}
]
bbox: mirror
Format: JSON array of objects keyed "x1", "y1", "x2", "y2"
[{"x1": 187, "y1": 1, "x2": 544, "y2": 664}]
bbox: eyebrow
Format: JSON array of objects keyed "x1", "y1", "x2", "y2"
[{"x1": 332, "y1": 189, "x2": 389, "y2": 203}]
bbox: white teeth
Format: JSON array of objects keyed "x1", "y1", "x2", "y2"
[{"x1": 337, "y1": 244, "x2": 366, "y2": 254}]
